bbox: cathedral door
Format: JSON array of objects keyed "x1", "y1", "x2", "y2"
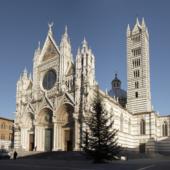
[
  {"x1": 29, "y1": 134, "x2": 34, "y2": 151},
  {"x1": 139, "y1": 143, "x2": 145, "y2": 153},
  {"x1": 64, "y1": 129, "x2": 72, "y2": 151},
  {"x1": 45, "y1": 128, "x2": 53, "y2": 151}
]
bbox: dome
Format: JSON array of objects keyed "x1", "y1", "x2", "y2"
[{"x1": 112, "y1": 73, "x2": 121, "y2": 88}]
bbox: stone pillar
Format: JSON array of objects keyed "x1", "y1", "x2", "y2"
[
  {"x1": 73, "y1": 114, "x2": 80, "y2": 151},
  {"x1": 35, "y1": 125, "x2": 45, "y2": 151},
  {"x1": 53, "y1": 122, "x2": 58, "y2": 150},
  {"x1": 14, "y1": 125, "x2": 21, "y2": 150},
  {"x1": 53, "y1": 122, "x2": 63, "y2": 151}
]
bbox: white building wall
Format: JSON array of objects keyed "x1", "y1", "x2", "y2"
[{"x1": 14, "y1": 21, "x2": 170, "y2": 154}]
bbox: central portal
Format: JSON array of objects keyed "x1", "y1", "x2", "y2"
[
  {"x1": 36, "y1": 108, "x2": 53, "y2": 151},
  {"x1": 55, "y1": 103, "x2": 74, "y2": 151},
  {"x1": 45, "y1": 128, "x2": 53, "y2": 151}
]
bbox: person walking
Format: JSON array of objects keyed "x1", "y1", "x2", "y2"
[{"x1": 13, "y1": 151, "x2": 17, "y2": 160}]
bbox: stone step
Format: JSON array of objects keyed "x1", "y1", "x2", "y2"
[{"x1": 18, "y1": 151, "x2": 87, "y2": 160}]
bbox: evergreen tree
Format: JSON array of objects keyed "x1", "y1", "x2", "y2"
[{"x1": 82, "y1": 92, "x2": 121, "y2": 163}]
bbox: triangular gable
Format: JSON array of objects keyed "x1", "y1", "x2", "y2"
[
  {"x1": 42, "y1": 38, "x2": 59, "y2": 61},
  {"x1": 39, "y1": 34, "x2": 60, "y2": 63},
  {"x1": 24, "y1": 102, "x2": 35, "y2": 114},
  {"x1": 55, "y1": 92, "x2": 74, "y2": 114},
  {"x1": 39, "y1": 92, "x2": 53, "y2": 110},
  {"x1": 64, "y1": 92, "x2": 75, "y2": 106},
  {"x1": 132, "y1": 24, "x2": 141, "y2": 33}
]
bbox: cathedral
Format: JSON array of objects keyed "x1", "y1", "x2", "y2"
[{"x1": 14, "y1": 18, "x2": 170, "y2": 154}]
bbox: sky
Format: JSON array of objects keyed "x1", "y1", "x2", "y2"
[{"x1": 0, "y1": 0, "x2": 170, "y2": 119}]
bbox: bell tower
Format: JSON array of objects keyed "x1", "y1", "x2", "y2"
[{"x1": 127, "y1": 18, "x2": 152, "y2": 114}]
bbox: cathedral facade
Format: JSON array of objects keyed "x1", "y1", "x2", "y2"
[{"x1": 14, "y1": 19, "x2": 170, "y2": 153}]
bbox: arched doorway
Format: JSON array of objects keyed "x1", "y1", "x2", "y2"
[
  {"x1": 36, "y1": 108, "x2": 53, "y2": 151},
  {"x1": 55, "y1": 103, "x2": 74, "y2": 151},
  {"x1": 21, "y1": 112, "x2": 34, "y2": 151}
]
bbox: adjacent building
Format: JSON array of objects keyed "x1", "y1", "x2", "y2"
[{"x1": 0, "y1": 117, "x2": 14, "y2": 150}]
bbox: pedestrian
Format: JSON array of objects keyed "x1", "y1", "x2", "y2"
[{"x1": 13, "y1": 150, "x2": 17, "y2": 160}]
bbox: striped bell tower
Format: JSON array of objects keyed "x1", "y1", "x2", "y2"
[{"x1": 127, "y1": 18, "x2": 152, "y2": 114}]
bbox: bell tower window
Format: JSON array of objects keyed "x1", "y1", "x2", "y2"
[
  {"x1": 135, "y1": 81, "x2": 139, "y2": 88},
  {"x1": 132, "y1": 48, "x2": 141, "y2": 57},
  {"x1": 140, "y1": 119, "x2": 146, "y2": 135},
  {"x1": 135, "y1": 92, "x2": 138, "y2": 98}
]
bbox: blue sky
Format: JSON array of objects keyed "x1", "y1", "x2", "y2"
[{"x1": 0, "y1": 0, "x2": 170, "y2": 118}]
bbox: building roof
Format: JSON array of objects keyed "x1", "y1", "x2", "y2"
[{"x1": 0, "y1": 116, "x2": 14, "y2": 122}]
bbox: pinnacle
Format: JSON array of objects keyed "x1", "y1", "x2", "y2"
[
  {"x1": 23, "y1": 67, "x2": 28, "y2": 78},
  {"x1": 48, "y1": 22, "x2": 54, "y2": 36},
  {"x1": 77, "y1": 47, "x2": 80, "y2": 54},
  {"x1": 142, "y1": 17, "x2": 146, "y2": 27},
  {"x1": 82, "y1": 37, "x2": 88, "y2": 48},
  {"x1": 127, "y1": 24, "x2": 131, "y2": 35},
  {"x1": 24, "y1": 67, "x2": 27, "y2": 74},
  {"x1": 136, "y1": 17, "x2": 140, "y2": 26},
  {"x1": 38, "y1": 41, "x2": 41, "y2": 49},
  {"x1": 65, "y1": 25, "x2": 68, "y2": 34}
]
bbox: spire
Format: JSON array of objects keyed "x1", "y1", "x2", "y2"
[
  {"x1": 34, "y1": 41, "x2": 41, "y2": 61},
  {"x1": 29, "y1": 73, "x2": 32, "y2": 80},
  {"x1": 132, "y1": 17, "x2": 141, "y2": 32},
  {"x1": 136, "y1": 17, "x2": 140, "y2": 26},
  {"x1": 65, "y1": 25, "x2": 68, "y2": 35},
  {"x1": 38, "y1": 41, "x2": 41, "y2": 50},
  {"x1": 62, "y1": 25, "x2": 69, "y2": 41},
  {"x1": 77, "y1": 47, "x2": 80, "y2": 55},
  {"x1": 24, "y1": 67, "x2": 27, "y2": 74},
  {"x1": 76, "y1": 48, "x2": 81, "y2": 60},
  {"x1": 36, "y1": 41, "x2": 41, "y2": 54},
  {"x1": 48, "y1": 22, "x2": 54, "y2": 36},
  {"x1": 23, "y1": 67, "x2": 28, "y2": 78},
  {"x1": 127, "y1": 24, "x2": 131, "y2": 36},
  {"x1": 60, "y1": 25, "x2": 70, "y2": 47},
  {"x1": 82, "y1": 37, "x2": 88, "y2": 48},
  {"x1": 142, "y1": 17, "x2": 146, "y2": 28},
  {"x1": 115, "y1": 73, "x2": 118, "y2": 79}
]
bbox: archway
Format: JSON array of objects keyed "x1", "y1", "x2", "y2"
[
  {"x1": 36, "y1": 108, "x2": 53, "y2": 151},
  {"x1": 21, "y1": 112, "x2": 34, "y2": 151},
  {"x1": 55, "y1": 103, "x2": 74, "y2": 151}
]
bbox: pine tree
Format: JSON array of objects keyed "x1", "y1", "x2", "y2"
[{"x1": 82, "y1": 92, "x2": 121, "y2": 163}]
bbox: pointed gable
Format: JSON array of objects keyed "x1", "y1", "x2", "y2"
[
  {"x1": 39, "y1": 24, "x2": 60, "y2": 63},
  {"x1": 42, "y1": 38, "x2": 59, "y2": 61},
  {"x1": 132, "y1": 18, "x2": 142, "y2": 33}
]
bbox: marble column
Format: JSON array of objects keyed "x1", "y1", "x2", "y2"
[{"x1": 73, "y1": 114, "x2": 80, "y2": 151}]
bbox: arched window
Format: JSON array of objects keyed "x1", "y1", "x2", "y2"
[
  {"x1": 135, "y1": 92, "x2": 138, "y2": 98},
  {"x1": 140, "y1": 119, "x2": 145, "y2": 135},
  {"x1": 135, "y1": 81, "x2": 139, "y2": 89},
  {"x1": 1, "y1": 123, "x2": 5, "y2": 129},
  {"x1": 162, "y1": 121, "x2": 168, "y2": 137}
]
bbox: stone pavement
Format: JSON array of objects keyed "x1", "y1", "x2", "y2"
[
  {"x1": 1, "y1": 157, "x2": 170, "y2": 170},
  {"x1": 2, "y1": 151, "x2": 170, "y2": 170}
]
